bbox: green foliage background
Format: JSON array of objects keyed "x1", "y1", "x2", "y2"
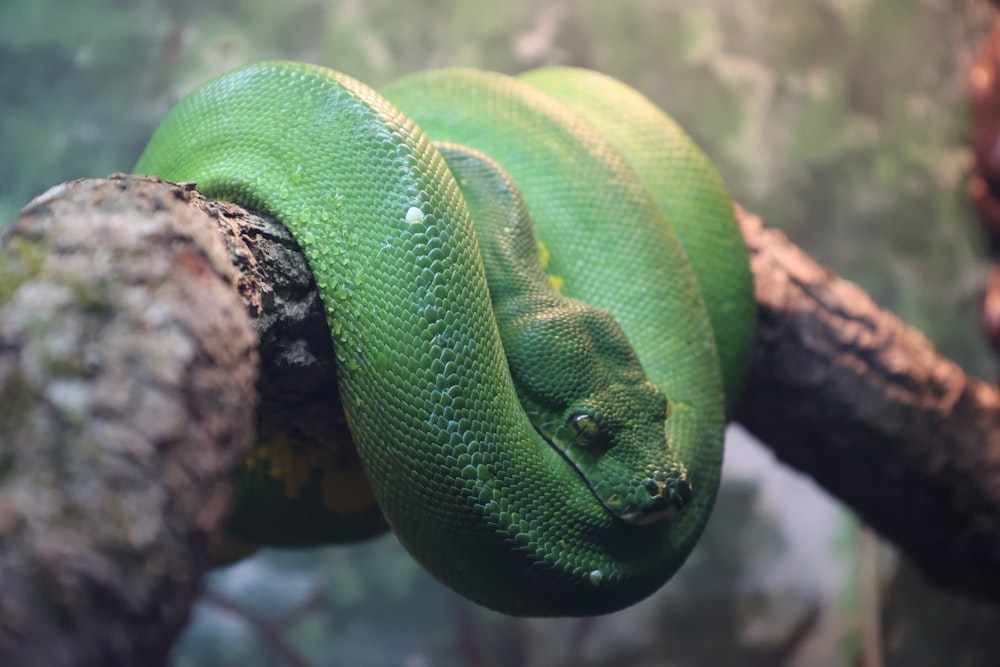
[{"x1": 3, "y1": 0, "x2": 999, "y2": 665}]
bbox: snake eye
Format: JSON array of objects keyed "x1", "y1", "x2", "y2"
[{"x1": 568, "y1": 412, "x2": 600, "y2": 444}]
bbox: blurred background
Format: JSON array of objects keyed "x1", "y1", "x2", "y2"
[{"x1": 3, "y1": 0, "x2": 1000, "y2": 665}]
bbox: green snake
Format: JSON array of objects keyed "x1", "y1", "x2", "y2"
[{"x1": 134, "y1": 61, "x2": 754, "y2": 616}]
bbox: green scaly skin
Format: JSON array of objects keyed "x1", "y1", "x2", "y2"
[
  {"x1": 436, "y1": 142, "x2": 692, "y2": 525},
  {"x1": 134, "y1": 61, "x2": 753, "y2": 616},
  {"x1": 518, "y1": 67, "x2": 756, "y2": 417}
]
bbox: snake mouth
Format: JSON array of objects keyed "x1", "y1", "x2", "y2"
[
  {"x1": 535, "y1": 426, "x2": 614, "y2": 518},
  {"x1": 614, "y1": 471, "x2": 693, "y2": 525},
  {"x1": 617, "y1": 506, "x2": 675, "y2": 525},
  {"x1": 536, "y1": 427, "x2": 692, "y2": 526}
]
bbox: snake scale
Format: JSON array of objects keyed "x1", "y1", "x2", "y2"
[{"x1": 134, "y1": 61, "x2": 754, "y2": 616}]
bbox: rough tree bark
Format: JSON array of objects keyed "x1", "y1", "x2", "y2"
[
  {"x1": 1, "y1": 175, "x2": 1000, "y2": 664},
  {"x1": 735, "y1": 208, "x2": 1000, "y2": 605},
  {"x1": 0, "y1": 177, "x2": 259, "y2": 666}
]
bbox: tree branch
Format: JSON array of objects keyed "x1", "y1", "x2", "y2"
[
  {"x1": 734, "y1": 206, "x2": 1000, "y2": 604},
  {"x1": 2, "y1": 175, "x2": 1000, "y2": 664},
  {"x1": 0, "y1": 177, "x2": 258, "y2": 666}
]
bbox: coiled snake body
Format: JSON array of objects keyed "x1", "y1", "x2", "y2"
[{"x1": 135, "y1": 62, "x2": 754, "y2": 616}]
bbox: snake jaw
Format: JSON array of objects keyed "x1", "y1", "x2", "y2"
[{"x1": 538, "y1": 421, "x2": 692, "y2": 526}]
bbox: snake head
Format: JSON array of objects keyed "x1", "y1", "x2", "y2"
[
  {"x1": 504, "y1": 299, "x2": 694, "y2": 527},
  {"x1": 544, "y1": 380, "x2": 693, "y2": 526}
]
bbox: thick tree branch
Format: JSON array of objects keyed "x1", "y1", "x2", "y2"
[
  {"x1": 734, "y1": 206, "x2": 1000, "y2": 604},
  {"x1": 0, "y1": 177, "x2": 258, "y2": 666},
  {"x1": 3, "y1": 175, "x2": 1000, "y2": 664}
]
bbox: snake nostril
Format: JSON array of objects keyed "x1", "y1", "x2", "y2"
[
  {"x1": 674, "y1": 479, "x2": 693, "y2": 507},
  {"x1": 644, "y1": 479, "x2": 662, "y2": 498}
]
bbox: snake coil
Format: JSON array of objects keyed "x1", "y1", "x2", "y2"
[{"x1": 135, "y1": 61, "x2": 754, "y2": 616}]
